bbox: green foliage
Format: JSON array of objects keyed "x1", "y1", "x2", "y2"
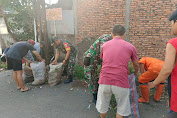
[
  {"x1": 0, "y1": 60, "x2": 7, "y2": 69},
  {"x1": 1, "y1": 0, "x2": 34, "y2": 41},
  {"x1": 74, "y1": 63, "x2": 135, "y2": 81},
  {"x1": 1, "y1": 63, "x2": 7, "y2": 68},
  {"x1": 73, "y1": 64, "x2": 85, "y2": 80},
  {"x1": 128, "y1": 64, "x2": 134, "y2": 74}
]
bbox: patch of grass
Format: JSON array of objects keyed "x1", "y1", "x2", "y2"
[
  {"x1": 74, "y1": 63, "x2": 138, "y2": 118},
  {"x1": 1, "y1": 63, "x2": 7, "y2": 68},
  {"x1": 128, "y1": 64, "x2": 134, "y2": 74},
  {"x1": 0, "y1": 60, "x2": 7, "y2": 69},
  {"x1": 74, "y1": 63, "x2": 135, "y2": 80},
  {"x1": 73, "y1": 64, "x2": 85, "y2": 80}
]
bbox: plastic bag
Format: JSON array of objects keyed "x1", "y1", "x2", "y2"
[
  {"x1": 125, "y1": 74, "x2": 140, "y2": 118},
  {"x1": 23, "y1": 65, "x2": 33, "y2": 76},
  {"x1": 23, "y1": 74, "x2": 34, "y2": 83},
  {"x1": 48, "y1": 63, "x2": 63, "y2": 86},
  {"x1": 30, "y1": 61, "x2": 45, "y2": 85},
  {"x1": 23, "y1": 65, "x2": 34, "y2": 83}
]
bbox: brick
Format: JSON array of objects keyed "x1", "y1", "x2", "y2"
[{"x1": 76, "y1": 0, "x2": 176, "y2": 61}]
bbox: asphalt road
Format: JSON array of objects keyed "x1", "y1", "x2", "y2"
[
  {"x1": 0, "y1": 70, "x2": 169, "y2": 118},
  {"x1": 0, "y1": 70, "x2": 99, "y2": 118}
]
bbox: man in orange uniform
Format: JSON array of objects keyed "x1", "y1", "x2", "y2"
[{"x1": 138, "y1": 57, "x2": 164, "y2": 103}]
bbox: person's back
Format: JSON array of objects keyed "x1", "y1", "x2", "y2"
[
  {"x1": 96, "y1": 25, "x2": 139, "y2": 118},
  {"x1": 6, "y1": 42, "x2": 35, "y2": 60},
  {"x1": 99, "y1": 37, "x2": 137, "y2": 88},
  {"x1": 34, "y1": 42, "x2": 40, "y2": 53},
  {"x1": 84, "y1": 34, "x2": 112, "y2": 65},
  {"x1": 140, "y1": 57, "x2": 164, "y2": 71},
  {"x1": 58, "y1": 39, "x2": 76, "y2": 54}
]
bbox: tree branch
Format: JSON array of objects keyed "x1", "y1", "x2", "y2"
[{"x1": 0, "y1": 8, "x2": 18, "y2": 42}]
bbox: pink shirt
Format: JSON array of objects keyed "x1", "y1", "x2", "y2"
[{"x1": 99, "y1": 37, "x2": 137, "y2": 88}]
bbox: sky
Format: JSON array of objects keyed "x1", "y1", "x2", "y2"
[{"x1": 45, "y1": 0, "x2": 58, "y2": 5}]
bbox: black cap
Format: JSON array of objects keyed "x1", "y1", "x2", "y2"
[{"x1": 169, "y1": 9, "x2": 177, "y2": 22}]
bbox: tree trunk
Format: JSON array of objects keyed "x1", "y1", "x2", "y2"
[
  {"x1": 32, "y1": 0, "x2": 38, "y2": 42},
  {"x1": 39, "y1": 0, "x2": 50, "y2": 65},
  {"x1": 0, "y1": 35, "x2": 6, "y2": 51},
  {"x1": 0, "y1": 8, "x2": 18, "y2": 42}
]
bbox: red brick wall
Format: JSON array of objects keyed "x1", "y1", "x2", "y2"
[
  {"x1": 76, "y1": 0, "x2": 177, "y2": 60},
  {"x1": 76, "y1": 0, "x2": 126, "y2": 43},
  {"x1": 129, "y1": 0, "x2": 177, "y2": 59}
]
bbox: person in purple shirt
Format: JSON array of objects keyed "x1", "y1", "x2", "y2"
[{"x1": 96, "y1": 25, "x2": 139, "y2": 118}]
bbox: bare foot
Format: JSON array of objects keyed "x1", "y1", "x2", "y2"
[{"x1": 20, "y1": 86, "x2": 30, "y2": 92}]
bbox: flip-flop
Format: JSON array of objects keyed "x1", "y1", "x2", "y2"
[
  {"x1": 89, "y1": 100, "x2": 93, "y2": 103},
  {"x1": 21, "y1": 88, "x2": 30, "y2": 92},
  {"x1": 17, "y1": 87, "x2": 21, "y2": 90}
]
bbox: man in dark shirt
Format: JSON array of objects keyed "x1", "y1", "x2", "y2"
[{"x1": 6, "y1": 42, "x2": 44, "y2": 92}]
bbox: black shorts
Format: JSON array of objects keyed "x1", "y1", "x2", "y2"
[{"x1": 7, "y1": 57, "x2": 22, "y2": 71}]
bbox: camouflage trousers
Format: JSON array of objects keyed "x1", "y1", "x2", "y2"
[
  {"x1": 84, "y1": 64, "x2": 99, "y2": 94},
  {"x1": 64, "y1": 50, "x2": 77, "y2": 75}
]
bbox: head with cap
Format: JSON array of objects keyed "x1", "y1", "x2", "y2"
[
  {"x1": 40, "y1": 41, "x2": 45, "y2": 48},
  {"x1": 111, "y1": 25, "x2": 126, "y2": 39},
  {"x1": 27, "y1": 39, "x2": 35, "y2": 45},
  {"x1": 169, "y1": 9, "x2": 177, "y2": 35},
  {"x1": 51, "y1": 36, "x2": 61, "y2": 46}
]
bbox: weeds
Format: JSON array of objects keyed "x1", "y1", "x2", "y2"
[
  {"x1": 0, "y1": 60, "x2": 7, "y2": 69},
  {"x1": 73, "y1": 64, "x2": 85, "y2": 80},
  {"x1": 73, "y1": 63, "x2": 136, "y2": 118}
]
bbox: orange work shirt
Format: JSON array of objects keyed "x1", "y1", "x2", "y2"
[{"x1": 139, "y1": 57, "x2": 164, "y2": 74}]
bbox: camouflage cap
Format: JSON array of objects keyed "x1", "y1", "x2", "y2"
[{"x1": 50, "y1": 36, "x2": 59, "y2": 46}]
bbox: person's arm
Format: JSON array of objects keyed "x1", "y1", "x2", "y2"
[
  {"x1": 100, "y1": 47, "x2": 103, "y2": 59},
  {"x1": 22, "y1": 57, "x2": 32, "y2": 63},
  {"x1": 52, "y1": 49, "x2": 60, "y2": 65},
  {"x1": 132, "y1": 60, "x2": 139, "y2": 76},
  {"x1": 63, "y1": 50, "x2": 70, "y2": 64},
  {"x1": 148, "y1": 43, "x2": 176, "y2": 89},
  {"x1": 131, "y1": 46, "x2": 139, "y2": 76},
  {"x1": 32, "y1": 51, "x2": 43, "y2": 62},
  {"x1": 139, "y1": 63, "x2": 145, "y2": 74}
]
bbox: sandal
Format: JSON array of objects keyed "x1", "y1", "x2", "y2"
[
  {"x1": 21, "y1": 87, "x2": 30, "y2": 92},
  {"x1": 17, "y1": 87, "x2": 21, "y2": 90}
]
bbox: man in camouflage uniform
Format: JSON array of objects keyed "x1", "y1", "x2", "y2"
[
  {"x1": 51, "y1": 36, "x2": 77, "y2": 84},
  {"x1": 83, "y1": 34, "x2": 112, "y2": 104}
]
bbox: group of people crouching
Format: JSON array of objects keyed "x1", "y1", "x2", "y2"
[
  {"x1": 2, "y1": 9, "x2": 177, "y2": 118},
  {"x1": 2, "y1": 36, "x2": 77, "y2": 92},
  {"x1": 83, "y1": 9, "x2": 177, "y2": 118},
  {"x1": 83, "y1": 28, "x2": 165, "y2": 118}
]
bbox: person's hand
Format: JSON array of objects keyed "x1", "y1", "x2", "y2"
[
  {"x1": 52, "y1": 60, "x2": 57, "y2": 65},
  {"x1": 134, "y1": 72, "x2": 138, "y2": 77},
  {"x1": 27, "y1": 60, "x2": 32, "y2": 63},
  {"x1": 63, "y1": 60, "x2": 66, "y2": 64},
  {"x1": 147, "y1": 82, "x2": 155, "y2": 91},
  {"x1": 42, "y1": 59, "x2": 45, "y2": 63}
]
